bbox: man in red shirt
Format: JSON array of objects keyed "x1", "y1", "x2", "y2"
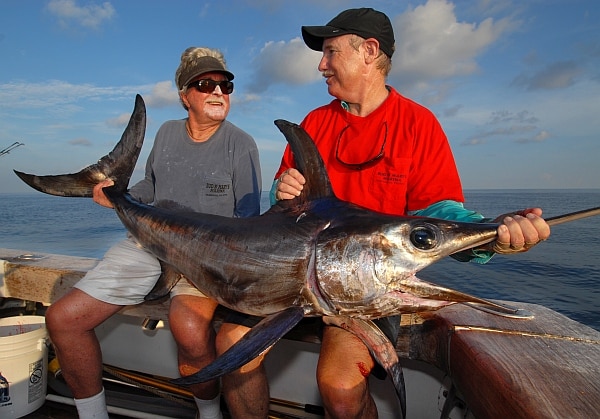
[
  {"x1": 271, "y1": 8, "x2": 551, "y2": 419},
  {"x1": 275, "y1": 81, "x2": 464, "y2": 216}
]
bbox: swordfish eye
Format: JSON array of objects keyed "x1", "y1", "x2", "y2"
[{"x1": 410, "y1": 225, "x2": 438, "y2": 250}]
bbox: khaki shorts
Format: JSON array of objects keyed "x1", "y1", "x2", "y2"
[
  {"x1": 75, "y1": 237, "x2": 206, "y2": 304},
  {"x1": 170, "y1": 276, "x2": 207, "y2": 298}
]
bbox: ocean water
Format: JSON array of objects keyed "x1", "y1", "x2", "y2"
[{"x1": 0, "y1": 190, "x2": 599, "y2": 331}]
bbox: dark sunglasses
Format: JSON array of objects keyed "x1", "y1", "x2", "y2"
[
  {"x1": 335, "y1": 122, "x2": 387, "y2": 170},
  {"x1": 187, "y1": 79, "x2": 234, "y2": 95}
]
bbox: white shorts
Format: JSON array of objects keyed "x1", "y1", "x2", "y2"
[
  {"x1": 75, "y1": 237, "x2": 206, "y2": 305},
  {"x1": 170, "y1": 276, "x2": 207, "y2": 298}
]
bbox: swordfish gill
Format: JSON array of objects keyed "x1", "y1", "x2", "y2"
[{"x1": 15, "y1": 95, "x2": 600, "y2": 418}]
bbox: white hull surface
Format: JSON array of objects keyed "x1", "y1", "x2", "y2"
[{"x1": 96, "y1": 314, "x2": 469, "y2": 419}]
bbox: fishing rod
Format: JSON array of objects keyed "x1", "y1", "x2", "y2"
[
  {"x1": 545, "y1": 206, "x2": 600, "y2": 226},
  {"x1": 462, "y1": 206, "x2": 600, "y2": 318},
  {"x1": 0, "y1": 141, "x2": 24, "y2": 157}
]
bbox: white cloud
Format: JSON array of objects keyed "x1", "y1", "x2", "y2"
[
  {"x1": 47, "y1": 0, "x2": 116, "y2": 30},
  {"x1": 68, "y1": 137, "x2": 93, "y2": 146},
  {"x1": 390, "y1": 0, "x2": 516, "y2": 89},
  {"x1": 461, "y1": 137, "x2": 486, "y2": 146},
  {"x1": 511, "y1": 61, "x2": 583, "y2": 91},
  {"x1": 106, "y1": 113, "x2": 132, "y2": 128},
  {"x1": 143, "y1": 81, "x2": 179, "y2": 108},
  {"x1": 488, "y1": 110, "x2": 538, "y2": 125},
  {"x1": 244, "y1": 0, "x2": 517, "y2": 100},
  {"x1": 0, "y1": 80, "x2": 177, "y2": 113},
  {"x1": 0, "y1": 80, "x2": 135, "y2": 111},
  {"x1": 247, "y1": 37, "x2": 322, "y2": 93},
  {"x1": 515, "y1": 130, "x2": 550, "y2": 144},
  {"x1": 231, "y1": 93, "x2": 261, "y2": 106},
  {"x1": 462, "y1": 109, "x2": 550, "y2": 145}
]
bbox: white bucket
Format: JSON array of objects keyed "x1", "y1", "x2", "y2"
[{"x1": 0, "y1": 316, "x2": 48, "y2": 418}]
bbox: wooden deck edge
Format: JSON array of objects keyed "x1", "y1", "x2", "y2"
[{"x1": 0, "y1": 248, "x2": 170, "y2": 319}]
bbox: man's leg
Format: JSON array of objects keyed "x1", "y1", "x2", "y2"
[
  {"x1": 169, "y1": 293, "x2": 221, "y2": 419},
  {"x1": 46, "y1": 238, "x2": 163, "y2": 417},
  {"x1": 216, "y1": 323, "x2": 269, "y2": 419},
  {"x1": 45, "y1": 288, "x2": 122, "y2": 417},
  {"x1": 317, "y1": 325, "x2": 378, "y2": 419}
]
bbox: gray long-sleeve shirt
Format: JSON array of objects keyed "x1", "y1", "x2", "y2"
[{"x1": 129, "y1": 119, "x2": 262, "y2": 217}]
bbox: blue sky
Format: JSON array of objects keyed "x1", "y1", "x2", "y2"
[{"x1": 1, "y1": 0, "x2": 598, "y2": 194}]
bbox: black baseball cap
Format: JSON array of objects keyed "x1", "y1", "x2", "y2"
[{"x1": 301, "y1": 8, "x2": 395, "y2": 58}]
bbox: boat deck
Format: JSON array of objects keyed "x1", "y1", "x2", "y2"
[
  {"x1": 22, "y1": 374, "x2": 322, "y2": 419},
  {"x1": 24, "y1": 400, "x2": 92, "y2": 419}
]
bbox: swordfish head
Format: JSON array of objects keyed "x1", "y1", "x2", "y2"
[{"x1": 309, "y1": 203, "x2": 499, "y2": 317}]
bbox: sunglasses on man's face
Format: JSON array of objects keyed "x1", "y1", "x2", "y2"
[{"x1": 187, "y1": 79, "x2": 234, "y2": 95}]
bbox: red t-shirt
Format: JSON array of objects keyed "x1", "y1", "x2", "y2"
[{"x1": 274, "y1": 87, "x2": 464, "y2": 216}]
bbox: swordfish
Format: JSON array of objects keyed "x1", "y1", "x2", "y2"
[{"x1": 15, "y1": 95, "x2": 599, "y2": 418}]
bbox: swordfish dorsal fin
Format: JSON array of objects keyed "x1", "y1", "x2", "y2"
[
  {"x1": 144, "y1": 260, "x2": 185, "y2": 301},
  {"x1": 14, "y1": 94, "x2": 146, "y2": 197},
  {"x1": 274, "y1": 119, "x2": 334, "y2": 203}
]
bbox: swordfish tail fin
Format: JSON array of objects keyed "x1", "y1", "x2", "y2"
[{"x1": 14, "y1": 94, "x2": 146, "y2": 197}]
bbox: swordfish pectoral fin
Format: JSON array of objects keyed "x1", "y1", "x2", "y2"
[
  {"x1": 323, "y1": 316, "x2": 406, "y2": 419},
  {"x1": 14, "y1": 94, "x2": 146, "y2": 197},
  {"x1": 144, "y1": 261, "x2": 184, "y2": 301},
  {"x1": 171, "y1": 306, "x2": 305, "y2": 386}
]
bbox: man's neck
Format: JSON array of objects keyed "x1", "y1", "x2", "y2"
[{"x1": 344, "y1": 84, "x2": 390, "y2": 117}]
